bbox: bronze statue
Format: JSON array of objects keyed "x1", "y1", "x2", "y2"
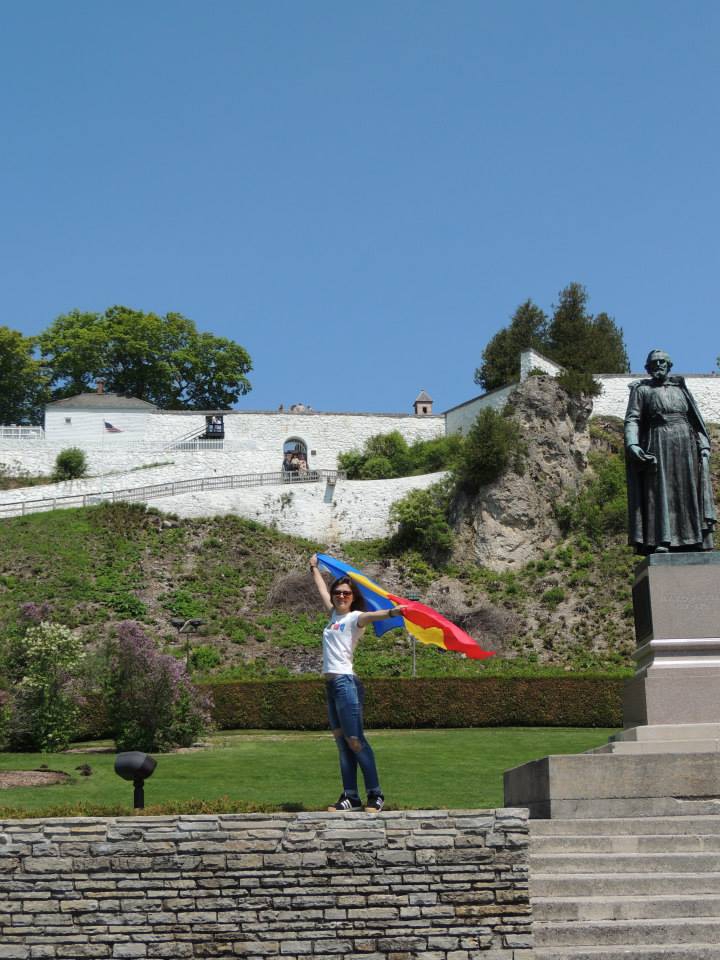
[{"x1": 624, "y1": 349, "x2": 716, "y2": 554}]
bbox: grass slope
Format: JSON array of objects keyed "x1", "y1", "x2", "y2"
[{"x1": 5, "y1": 414, "x2": 714, "y2": 678}]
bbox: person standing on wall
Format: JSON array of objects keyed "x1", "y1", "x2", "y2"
[{"x1": 310, "y1": 553, "x2": 405, "y2": 812}]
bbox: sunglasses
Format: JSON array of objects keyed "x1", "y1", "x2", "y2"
[{"x1": 332, "y1": 590, "x2": 353, "y2": 598}]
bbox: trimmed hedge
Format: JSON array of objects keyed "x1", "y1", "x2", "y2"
[
  {"x1": 202, "y1": 677, "x2": 624, "y2": 730},
  {"x1": 70, "y1": 677, "x2": 624, "y2": 742}
]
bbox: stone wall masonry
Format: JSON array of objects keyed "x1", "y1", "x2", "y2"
[
  {"x1": 0, "y1": 809, "x2": 532, "y2": 959},
  {"x1": 592, "y1": 373, "x2": 720, "y2": 423},
  {"x1": 0, "y1": 457, "x2": 445, "y2": 542},
  {"x1": 1, "y1": 412, "x2": 444, "y2": 481},
  {"x1": 150, "y1": 472, "x2": 447, "y2": 540}
]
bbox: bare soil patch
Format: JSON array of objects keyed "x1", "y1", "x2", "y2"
[{"x1": 0, "y1": 770, "x2": 70, "y2": 789}]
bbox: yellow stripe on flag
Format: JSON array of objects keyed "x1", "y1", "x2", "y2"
[
  {"x1": 404, "y1": 620, "x2": 447, "y2": 650},
  {"x1": 348, "y1": 571, "x2": 391, "y2": 598}
]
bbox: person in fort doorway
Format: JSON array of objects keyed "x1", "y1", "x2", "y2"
[
  {"x1": 624, "y1": 349, "x2": 716, "y2": 554},
  {"x1": 310, "y1": 553, "x2": 405, "y2": 812}
]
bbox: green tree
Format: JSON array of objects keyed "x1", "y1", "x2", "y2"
[
  {"x1": 0, "y1": 326, "x2": 48, "y2": 424},
  {"x1": 38, "y1": 307, "x2": 253, "y2": 409},
  {"x1": 452, "y1": 408, "x2": 526, "y2": 496},
  {"x1": 389, "y1": 482, "x2": 454, "y2": 562},
  {"x1": 475, "y1": 284, "x2": 629, "y2": 391},
  {"x1": 474, "y1": 300, "x2": 548, "y2": 391},
  {"x1": 547, "y1": 283, "x2": 629, "y2": 374}
]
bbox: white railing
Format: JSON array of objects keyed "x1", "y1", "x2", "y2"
[
  {"x1": 0, "y1": 469, "x2": 344, "y2": 518},
  {"x1": 171, "y1": 438, "x2": 225, "y2": 452},
  {"x1": 0, "y1": 426, "x2": 45, "y2": 440}
]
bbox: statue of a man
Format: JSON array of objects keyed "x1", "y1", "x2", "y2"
[{"x1": 624, "y1": 349, "x2": 716, "y2": 554}]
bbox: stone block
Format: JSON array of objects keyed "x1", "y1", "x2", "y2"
[{"x1": 625, "y1": 553, "x2": 720, "y2": 727}]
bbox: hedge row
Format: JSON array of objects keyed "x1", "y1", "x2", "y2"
[{"x1": 203, "y1": 677, "x2": 624, "y2": 730}]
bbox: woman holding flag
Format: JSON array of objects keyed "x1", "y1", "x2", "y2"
[{"x1": 310, "y1": 553, "x2": 405, "y2": 812}]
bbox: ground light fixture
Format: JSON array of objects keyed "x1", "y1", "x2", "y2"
[{"x1": 114, "y1": 751, "x2": 157, "y2": 810}]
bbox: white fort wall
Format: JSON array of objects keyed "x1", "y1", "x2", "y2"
[
  {"x1": 4, "y1": 410, "x2": 444, "y2": 478},
  {"x1": 592, "y1": 374, "x2": 720, "y2": 423},
  {"x1": 3, "y1": 362, "x2": 720, "y2": 542},
  {"x1": 150, "y1": 472, "x2": 447, "y2": 540}
]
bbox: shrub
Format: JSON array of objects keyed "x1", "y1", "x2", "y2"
[
  {"x1": 52, "y1": 447, "x2": 88, "y2": 481},
  {"x1": 556, "y1": 369, "x2": 602, "y2": 398},
  {"x1": 389, "y1": 482, "x2": 454, "y2": 562},
  {"x1": 452, "y1": 408, "x2": 526, "y2": 496},
  {"x1": 556, "y1": 452, "x2": 627, "y2": 542},
  {"x1": 104, "y1": 621, "x2": 212, "y2": 752},
  {"x1": 190, "y1": 644, "x2": 223, "y2": 672},
  {"x1": 338, "y1": 430, "x2": 460, "y2": 480},
  {"x1": 7, "y1": 621, "x2": 85, "y2": 751}
]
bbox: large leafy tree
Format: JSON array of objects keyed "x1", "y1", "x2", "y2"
[
  {"x1": 38, "y1": 307, "x2": 252, "y2": 408},
  {"x1": 0, "y1": 326, "x2": 49, "y2": 424},
  {"x1": 475, "y1": 283, "x2": 629, "y2": 390},
  {"x1": 474, "y1": 300, "x2": 548, "y2": 391}
]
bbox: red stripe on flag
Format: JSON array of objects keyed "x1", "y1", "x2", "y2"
[{"x1": 387, "y1": 593, "x2": 494, "y2": 660}]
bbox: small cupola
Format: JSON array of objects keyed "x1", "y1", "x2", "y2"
[{"x1": 413, "y1": 390, "x2": 433, "y2": 416}]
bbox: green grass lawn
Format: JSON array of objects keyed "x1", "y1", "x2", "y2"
[{"x1": 0, "y1": 726, "x2": 617, "y2": 817}]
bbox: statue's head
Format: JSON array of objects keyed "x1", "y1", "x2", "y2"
[{"x1": 645, "y1": 349, "x2": 673, "y2": 379}]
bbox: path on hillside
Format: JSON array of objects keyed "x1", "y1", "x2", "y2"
[{"x1": 0, "y1": 469, "x2": 344, "y2": 519}]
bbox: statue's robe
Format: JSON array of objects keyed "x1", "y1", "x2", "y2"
[{"x1": 624, "y1": 376, "x2": 716, "y2": 552}]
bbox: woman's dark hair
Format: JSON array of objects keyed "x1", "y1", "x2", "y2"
[{"x1": 330, "y1": 575, "x2": 366, "y2": 612}]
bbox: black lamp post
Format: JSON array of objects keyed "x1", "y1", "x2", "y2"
[{"x1": 114, "y1": 751, "x2": 157, "y2": 809}]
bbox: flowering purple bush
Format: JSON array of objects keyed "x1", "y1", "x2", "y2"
[{"x1": 105, "y1": 621, "x2": 212, "y2": 752}]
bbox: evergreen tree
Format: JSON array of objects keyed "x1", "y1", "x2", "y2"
[
  {"x1": 546, "y1": 283, "x2": 628, "y2": 374},
  {"x1": 474, "y1": 300, "x2": 548, "y2": 391},
  {"x1": 475, "y1": 284, "x2": 629, "y2": 391}
]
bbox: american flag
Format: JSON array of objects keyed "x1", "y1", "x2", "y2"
[{"x1": 104, "y1": 421, "x2": 123, "y2": 433}]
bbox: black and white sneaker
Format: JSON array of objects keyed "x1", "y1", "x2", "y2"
[
  {"x1": 365, "y1": 792, "x2": 385, "y2": 813},
  {"x1": 328, "y1": 792, "x2": 362, "y2": 812}
]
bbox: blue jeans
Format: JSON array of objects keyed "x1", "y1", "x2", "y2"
[{"x1": 325, "y1": 674, "x2": 380, "y2": 796}]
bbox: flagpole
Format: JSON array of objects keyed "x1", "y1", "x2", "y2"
[{"x1": 406, "y1": 592, "x2": 420, "y2": 678}]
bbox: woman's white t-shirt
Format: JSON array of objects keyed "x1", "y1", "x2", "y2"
[{"x1": 322, "y1": 610, "x2": 363, "y2": 675}]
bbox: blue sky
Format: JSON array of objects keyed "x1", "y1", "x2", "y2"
[{"x1": 1, "y1": 1, "x2": 718, "y2": 414}]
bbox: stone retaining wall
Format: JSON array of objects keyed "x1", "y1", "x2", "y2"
[{"x1": 0, "y1": 810, "x2": 532, "y2": 959}]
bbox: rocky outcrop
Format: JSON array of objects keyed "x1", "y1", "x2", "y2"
[{"x1": 452, "y1": 376, "x2": 593, "y2": 571}]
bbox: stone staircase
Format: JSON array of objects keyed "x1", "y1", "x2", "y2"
[{"x1": 531, "y1": 816, "x2": 720, "y2": 958}]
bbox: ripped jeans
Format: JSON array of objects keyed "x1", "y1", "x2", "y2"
[{"x1": 325, "y1": 674, "x2": 380, "y2": 796}]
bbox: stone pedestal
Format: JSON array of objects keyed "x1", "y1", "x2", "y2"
[
  {"x1": 504, "y1": 552, "x2": 720, "y2": 817},
  {"x1": 623, "y1": 552, "x2": 720, "y2": 728}
]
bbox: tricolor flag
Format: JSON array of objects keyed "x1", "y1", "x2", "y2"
[
  {"x1": 316, "y1": 553, "x2": 494, "y2": 660},
  {"x1": 104, "y1": 421, "x2": 123, "y2": 433}
]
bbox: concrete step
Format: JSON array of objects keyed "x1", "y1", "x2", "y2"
[
  {"x1": 532, "y1": 872, "x2": 720, "y2": 898},
  {"x1": 533, "y1": 893, "x2": 720, "y2": 922},
  {"x1": 534, "y1": 946, "x2": 720, "y2": 959},
  {"x1": 588, "y1": 739, "x2": 720, "y2": 754},
  {"x1": 531, "y1": 852, "x2": 720, "y2": 873},
  {"x1": 531, "y1": 816, "x2": 720, "y2": 837},
  {"x1": 534, "y1": 917, "x2": 720, "y2": 947},
  {"x1": 532, "y1": 833, "x2": 720, "y2": 854}
]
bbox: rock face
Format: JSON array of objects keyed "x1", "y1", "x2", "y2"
[{"x1": 452, "y1": 376, "x2": 593, "y2": 571}]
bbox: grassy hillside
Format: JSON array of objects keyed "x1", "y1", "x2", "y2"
[{"x1": 1, "y1": 414, "x2": 715, "y2": 682}]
